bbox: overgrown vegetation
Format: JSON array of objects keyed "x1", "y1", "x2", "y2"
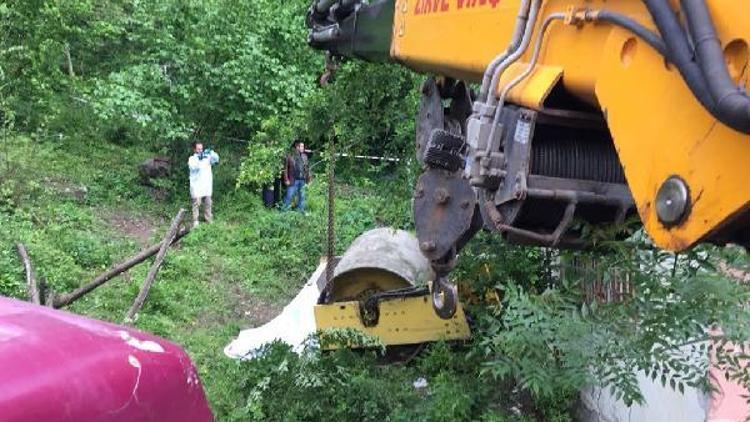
[
  {"x1": 1, "y1": 0, "x2": 749, "y2": 420},
  {"x1": 0, "y1": 135, "x2": 424, "y2": 418},
  {"x1": 473, "y1": 236, "x2": 750, "y2": 406}
]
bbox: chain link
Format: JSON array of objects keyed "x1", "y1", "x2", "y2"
[{"x1": 324, "y1": 135, "x2": 336, "y2": 295}]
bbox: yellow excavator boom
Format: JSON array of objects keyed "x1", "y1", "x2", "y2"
[
  {"x1": 307, "y1": 0, "x2": 750, "y2": 318},
  {"x1": 390, "y1": 0, "x2": 750, "y2": 251}
]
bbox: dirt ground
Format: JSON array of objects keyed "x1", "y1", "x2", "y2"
[
  {"x1": 102, "y1": 208, "x2": 161, "y2": 247},
  {"x1": 101, "y1": 207, "x2": 283, "y2": 328}
]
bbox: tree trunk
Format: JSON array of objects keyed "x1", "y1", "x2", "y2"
[
  {"x1": 64, "y1": 43, "x2": 75, "y2": 77},
  {"x1": 124, "y1": 209, "x2": 185, "y2": 324},
  {"x1": 53, "y1": 227, "x2": 190, "y2": 308}
]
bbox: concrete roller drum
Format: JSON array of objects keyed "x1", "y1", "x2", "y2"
[
  {"x1": 225, "y1": 228, "x2": 471, "y2": 359},
  {"x1": 327, "y1": 228, "x2": 435, "y2": 303}
]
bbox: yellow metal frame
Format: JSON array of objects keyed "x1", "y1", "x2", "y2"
[
  {"x1": 314, "y1": 293, "x2": 471, "y2": 348},
  {"x1": 498, "y1": 62, "x2": 562, "y2": 108},
  {"x1": 391, "y1": 0, "x2": 750, "y2": 251}
]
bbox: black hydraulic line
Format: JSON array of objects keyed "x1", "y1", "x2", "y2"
[
  {"x1": 331, "y1": 0, "x2": 358, "y2": 20},
  {"x1": 681, "y1": 0, "x2": 750, "y2": 133},
  {"x1": 641, "y1": 0, "x2": 717, "y2": 115},
  {"x1": 338, "y1": 0, "x2": 357, "y2": 12},
  {"x1": 309, "y1": 0, "x2": 336, "y2": 25},
  {"x1": 307, "y1": 0, "x2": 394, "y2": 62},
  {"x1": 597, "y1": 11, "x2": 669, "y2": 59},
  {"x1": 310, "y1": 25, "x2": 341, "y2": 44},
  {"x1": 315, "y1": 0, "x2": 338, "y2": 14}
]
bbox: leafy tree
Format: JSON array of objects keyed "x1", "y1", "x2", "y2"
[
  {"x1": 238, "y1": 60, "x2": 420, "y2": 190},
  {"x1": 1, "y1": 0, "x2": 321, "y2": 148},
  {"x1": 470, "y1": 233, "x2": 750, "y2": 407}
]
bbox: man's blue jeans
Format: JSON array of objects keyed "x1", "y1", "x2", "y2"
[{"x1": 284, "y1": 179, "x2": 306, "y2": 211}]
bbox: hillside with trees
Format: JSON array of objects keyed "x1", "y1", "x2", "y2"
[{"x1": 1, "y1": 1, "x2": 748, "y2": 421}]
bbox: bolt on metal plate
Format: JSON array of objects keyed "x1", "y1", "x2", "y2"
[{"x1": 656, "y1": 176, "x2": 690, "y2": 227}]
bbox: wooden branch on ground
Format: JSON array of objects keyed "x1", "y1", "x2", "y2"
[
  {"x1": 53, "y1": 226, "x2": 190, "y2": 309},
  {"x1": 16, "y1": 243, "x2": 41, "y2": 305},
  {"x1": 124, "y1": 209, "x2": 185, "y2": 324}
]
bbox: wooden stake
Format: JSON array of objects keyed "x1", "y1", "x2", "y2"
[
  {"x1": 44, "y1": 289, "x2": 56, "y2": 308},
  {"x1": 124, "y1": 209, "x2": 185, "y2": 324},
  {"x1": 16, "y1": 243, "x2": 41, "y2": 305},
  {"x1": 53, "y1": 227, "x2": 190, "y2": 309}
]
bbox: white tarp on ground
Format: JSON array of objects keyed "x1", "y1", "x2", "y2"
[
  {"x1": 223, "y1": 259, "x2": 327, "y2": 359},
  {"x1": 579, "y1": 343, "x2": 710, "y2": 421},
  {"x1": 579, "y1": 339, "x2": 750, "y2": 421},
  {"x1": 579, "y1": 372, "x2": 710, "y2": 422}
]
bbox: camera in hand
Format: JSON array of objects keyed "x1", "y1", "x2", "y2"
[{"x1": 198, "y1": 148, "x2": 213, "y2": 160}]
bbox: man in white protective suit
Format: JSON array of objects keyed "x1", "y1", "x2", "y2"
[{"x1": 188, "y1": 141, "x2": 219, "y2": 227}]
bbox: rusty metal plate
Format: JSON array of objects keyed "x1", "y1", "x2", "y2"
[{"x1": 413, "y1": 168, "x2": 476, "y2": 261}]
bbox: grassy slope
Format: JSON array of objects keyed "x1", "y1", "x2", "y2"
[
  {"x1": 0, "y1": 135, "x2": 415, "y2": 417},
  {"x1": 1, "y1": 136, "x2": 578, "y2": 421}
]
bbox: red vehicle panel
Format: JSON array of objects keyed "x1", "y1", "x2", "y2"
[{"x1": 0, "y1": 297, "x2": 213, "y2": 422}]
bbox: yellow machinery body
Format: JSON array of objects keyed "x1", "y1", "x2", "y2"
[
  {"x1": 310, "y1": 0, "x2": 750, "y2": 252},
  {"x1": 307, "y1": 0, "x2": 750, "y2": 321},
  {"x1": 392, "y1": 0, "x2": 750, "y2": 251},
  {"x1": 314, "y1": 228, "x2": 471, "y2": 348},
  {"x1": 315, "y1": 287, "x2": 471, "y2": 348}
]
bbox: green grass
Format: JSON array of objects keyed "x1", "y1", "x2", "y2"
[
  {"x1": 1, "y1": 135, "x2": 465, "y2": 419},
  {"x1": 0, "y1": 135, "x2": 576, "y2": 421}
]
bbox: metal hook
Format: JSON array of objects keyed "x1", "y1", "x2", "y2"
[{"x1": 432, "y1": 276, "x2": 458, "y2": 319}]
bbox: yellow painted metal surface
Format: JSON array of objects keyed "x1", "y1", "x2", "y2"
[
  {"x1": 497, "y1": 62, "x2": 562, "y2": 108},
  {"x1": 392, "y1": 0, "x2": 646, "y2": 103},
  {"x1": 390, "y1": 0, "x2": 750, "y2": 250},
  {"x1": 595, "y1": 25, "x2": 750, "y2": 250},
  {"x1": 314, "y1": 294, "x2": 471, "y2": 348},
  {"x1": 392, "y1": 0, "x2": 518, "y2": 81}
]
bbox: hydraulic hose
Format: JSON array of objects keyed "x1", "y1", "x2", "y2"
[
  {"x1": 332, "y1": 0, "x2": 357, "y2": 18},
  {"x1": 498, "y1": 10, "x2": 672, "y2": 105},
  {"x1": 681, "y1": 0, "x2": 750, "y2": 133},
  {"x1": 310, "y1": 0, "x2": 358, "y2": 27},
  {"x1": 482, "y1": 8, "x2": 668, "y2": 102},
  {"x1": 642, "y1": 0, "x2": 717, "y2": 115},
  {"x1": 482, "y1": 7, "x2": 675, "y2": 168},
  {"x1": 484, "y1": 13, "x2": 565, "y2": 160},
  {"x1": 486, "y1": 0, "x2": 543, "y2": 109},
  {"x1": 497, "y1": 14, "x2": 566, "y2": 110},
  {"x1": 482, "y1": 9, "x2": 671, "y2": 177},
  {"x1": 596, "y1": 11, "x2": 669, "y2": 59},
  {"x1": 314, "y1": 0, "x2": 338, "y2": 14},
  {"x1": 478, "y1": 0, "x2": 533, "y2": 102},
  {"x1": 310, "y1": 25, "x2": 341, "y2": 43}
]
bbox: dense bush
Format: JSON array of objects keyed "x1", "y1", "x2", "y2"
[
  {"x1": 466, "y1": 233, "x2": 750, "y2": 407},
  {"x1": 0, "y1": 0, "x2": 319, "y2": 150},
  {"x1": 238, "y1": 61, "x2": 420, "y2": 191},
  {"x1": 216, "y1": 340, "x2": 559, "y2": 422}
]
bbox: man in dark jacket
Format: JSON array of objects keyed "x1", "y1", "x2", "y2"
[{"x1": 283, "y1": 141, "x2": 311, "y2": 211}]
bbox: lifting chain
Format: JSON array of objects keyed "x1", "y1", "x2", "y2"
[
  {"x1": 324, "y1": 134, "x2": 336, "y2": 294},
  {"x1": 319, "y1": 54, "x2": 338, "y2": 303}
]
